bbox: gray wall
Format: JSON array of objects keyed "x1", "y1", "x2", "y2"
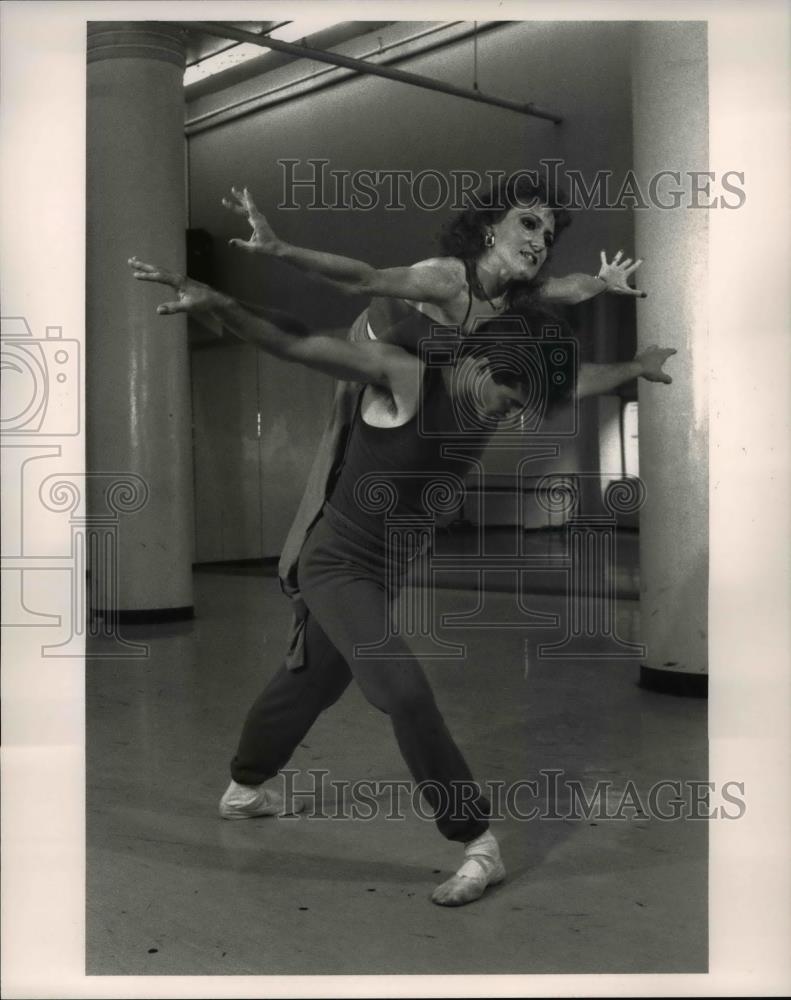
[{"x1": 187, "y1": 21, "x2": 638, "y2": 558}]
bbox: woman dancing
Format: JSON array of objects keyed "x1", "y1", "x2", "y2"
[
  {"x1": 128, "y1": 254, "x2": 673, "y2": 907},
  {"x1": 221, "y1": 173, "x2": 648, "y2": 669}
]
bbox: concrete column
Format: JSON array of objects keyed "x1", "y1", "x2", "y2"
[
  {"x1": 87, "y1": 23, "x2": 194, "y2": 619},
  {"x1": 631, "y1": 23, "x2": 709, "y2": 693}
]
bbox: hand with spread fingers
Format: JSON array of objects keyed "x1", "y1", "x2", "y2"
[
  {"x1": 598, "y1": 249, "x2": 646, "y2": 297},
  {"x1": 127, "y1": 257, "x2": 230, "y2": 315},
  {"x1": 637, "y1": 344, "x2": 677, "y2": 383},
  {"x1": 222, "y1": 186, "x2": 282, "y2": 255}
]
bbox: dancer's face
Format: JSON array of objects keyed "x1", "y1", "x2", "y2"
[
  {"x1": 456, "y1": 355, "x2": 529, "y2": 422},
  {"x1": 479, "y1": 374, "x2": 528, "y2": 421},
  {"x1": 484, "y1": 204, "x2": 556, "y2": 282}
]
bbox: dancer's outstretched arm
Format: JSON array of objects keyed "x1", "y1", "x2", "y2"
[
  {"x1": 128, "y1": 257, "x2": 420, "y2": 389},
  {"x1": 540, "y1": 251, "x2": 646, "y2": 304},
  {"x1": 223, "y1": 187, "x2": 645, "y2": 307},
  {"x1": 224, "y1": 186, "x2": 465, "y2": 304},
  {"x1": 576, "y1": 346, "x2": 676, "y2": 398}
]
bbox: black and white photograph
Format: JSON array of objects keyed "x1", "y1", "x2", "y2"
[{"x1": 2, "y1": 2, "x2": 789, "y2": 997}]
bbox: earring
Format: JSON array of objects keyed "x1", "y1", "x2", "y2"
[{"x1": 484, "y1": 232, "x2": 495, "y2": 248}]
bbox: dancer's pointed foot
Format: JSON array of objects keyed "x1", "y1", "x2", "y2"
[{"x1": 431, "y1": 830, "x2": 505, "y2": 906}]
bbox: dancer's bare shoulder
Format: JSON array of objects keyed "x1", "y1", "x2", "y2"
[
  {"x1": 360, "y1": 351, "x2": 425, "y2": 428},
  {"x1": 398, "y1": 257, "x2": 472, "y2": 326}
]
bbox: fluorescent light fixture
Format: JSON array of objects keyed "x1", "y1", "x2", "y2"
[
  {"x1": 184, "y1": 19, "x2": 343, "y2": 86},
  {"x1": 269, "y1": 18, "x2": 342, "y2": 43}
]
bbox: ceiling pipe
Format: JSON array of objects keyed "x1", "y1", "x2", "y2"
[
  {"x1": 185, "y1": 23, "x2": 491, "y2": 133},
  {"x1": 176, "y1": 21, "x2": 563, "y2": 124}
]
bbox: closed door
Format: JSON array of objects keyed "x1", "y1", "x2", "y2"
[{"x1": 191, "y1": 340, "x2": 333, "y2": 562}]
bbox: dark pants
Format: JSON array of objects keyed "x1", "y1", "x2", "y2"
[{"x1": 231, "y1": 505, "x2": 490, "y2": 843}]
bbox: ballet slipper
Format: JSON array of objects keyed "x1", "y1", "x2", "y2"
[
  {"x1": 431, "y1": 832, "x2": 506, "y2": 906},
  {"x1": 219, "y1": 779, "x2": 304, "y2": 819}
]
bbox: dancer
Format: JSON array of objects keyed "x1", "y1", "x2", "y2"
[
  {"x1": 129, "y1": 255, "x2": 674, "y2": 906},
  {"x1": 221, "y1": 174, "x2": 649, "y2": 668},
  {"x1": 222, "y1": 179, "x2": 646, "y2": 338}
]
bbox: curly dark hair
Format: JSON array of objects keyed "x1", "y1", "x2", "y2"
[{"x1": 439, "y1": 172, "x2": 572, "y2": 307}]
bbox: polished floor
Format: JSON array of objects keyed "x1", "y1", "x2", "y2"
[{"x1": 86, "y1": 529, "x2": 706, "y2": 976}]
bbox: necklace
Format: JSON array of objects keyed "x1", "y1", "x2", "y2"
[{"x1": 470, "y1": 264, "x2": 507, "y2": 313}]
